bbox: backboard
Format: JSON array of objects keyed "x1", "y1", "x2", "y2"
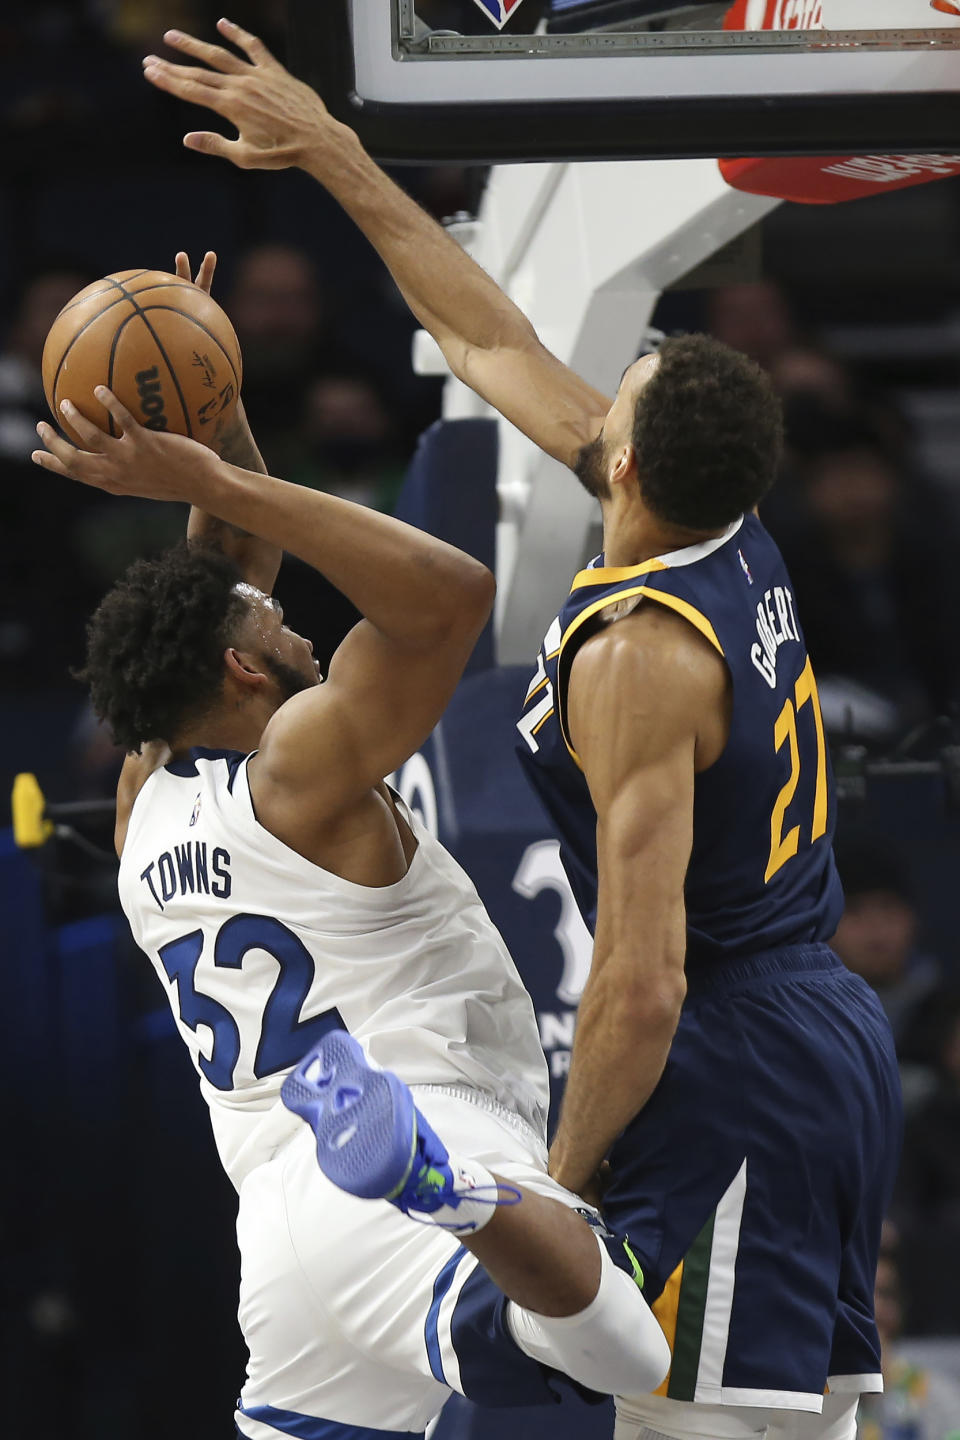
[{"x1": 287, "y1": 0, "x2": 960, "y2": 164}]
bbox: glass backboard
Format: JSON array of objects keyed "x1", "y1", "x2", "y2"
[{"x1": 288, "y1": 0, "x2": 960, "y2": 163}]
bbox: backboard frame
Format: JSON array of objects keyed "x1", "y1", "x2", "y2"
[{"x1": 287, "y1": 0, "x2": 960, "y2": 164}]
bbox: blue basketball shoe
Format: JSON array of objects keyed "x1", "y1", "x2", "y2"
[{"x1": 281, "y1": 1031, "x2": 509, "y2": 1227}]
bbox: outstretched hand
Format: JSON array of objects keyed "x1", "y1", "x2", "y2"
[
  {"x1": 32, "y1": 389, "x2": 218, "y2": 503},
  {"x1": 143, "y1": 19, "x2": 338, "y2": 171}
]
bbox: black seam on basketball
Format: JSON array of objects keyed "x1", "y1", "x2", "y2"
[
  {"x1": 112, "y1": 278, "x2": 193, "y2": 438},
  {"x1": 136, "y1": 305, "x2": 240, "y2": 393},
  {"x1": 118, "y1": 281, "x2": 199, "y2": 297},
  {"x1": 59, "y1": 282, "x2": 124, "y2": 317},
  {"x1": 105, "y1": 308, "x2": 147, "y2": 439},
  {"x1": 50, "y1": 292, "x2": 135, "y2": 410},
  {"x1": 58, "y1": 273, "x2": 150, "y2": 316}
]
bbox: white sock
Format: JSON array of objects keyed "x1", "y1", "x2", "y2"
[
  {"x1": 410, "y1": 1152, "x2": 507, "y2": 1235},
  {"x1": 508, "y1": 1235, "x2": 671, "y2": 1396}
]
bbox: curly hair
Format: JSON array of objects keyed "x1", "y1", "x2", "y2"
[
  {"x1": 76, "y1": 542, "x2": 249, "y2": 752},
  {"x1": 634, "y1": 334, "x2": 784, "y2": 530}
]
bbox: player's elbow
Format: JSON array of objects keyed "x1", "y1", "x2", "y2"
[
  {"x1": 467, "y1": 557, "x2": 497, "y2": 615},
  {"x1": 442, "y1": 557, "x2": 496, "y2": 637},
  {"x1": 449, "y1": 318, "x2": 541, "y2": 386},
  {"x1": 407, "y1": 557, "x2": 493, "y2": 657},
  {"x1": 617, "y1": 963, "x2": 687, "y2": 1034}
]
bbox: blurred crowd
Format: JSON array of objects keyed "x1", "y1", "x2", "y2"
[
  {"x1": 709, "y1": 279, "x2": 960, "y2": 743},
  {"x1": 2, "y1": 3, "x2": 960, "y2": 1438}
]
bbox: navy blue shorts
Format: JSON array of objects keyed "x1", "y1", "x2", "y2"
[{"x1": 601, "y1": 943, "x2": 902, "y2": 1410}]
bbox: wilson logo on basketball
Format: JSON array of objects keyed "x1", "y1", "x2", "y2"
[{"x1": 135, "y1": 365, "x2": 168, "y2": 432}]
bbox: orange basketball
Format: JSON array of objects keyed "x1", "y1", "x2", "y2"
[{"x1": 42, "y1": 269, "x2": 243, "y2": 448}]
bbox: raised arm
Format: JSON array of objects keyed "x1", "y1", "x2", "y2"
[
  {"x1": 141, "y1": 23, "x2": 611, "y2": 469},
  {"x1": 175, "y1": 249, "x2": 282, "y2": 592},
  {"x1": 111, "y1": 249, "x2": 280, "y2": 837},
  {"x1": 33, "y1": 391, "x2": 493, "y2": 826},
  {"x1": 547, "y1": 605, "x2": 727, "y2": 1197}
]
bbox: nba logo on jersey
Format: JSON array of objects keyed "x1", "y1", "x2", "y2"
[
  {"x1": 469, "y1": 0, "x2": 528, "y2": 28},
  {"x1": 738, "y1": 549, "x2": 754, "y2": 585},
  {"x1": 189, "y1": 793, "x2": 202, "y2": 826}
]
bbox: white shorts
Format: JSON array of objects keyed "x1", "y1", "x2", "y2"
[
  {"x1": 234, "y1": 1087, "x2": 584, "y2": 1438},
  {"x1": 615, "y1": 1391, "x2": 859, "y2": 1440}
]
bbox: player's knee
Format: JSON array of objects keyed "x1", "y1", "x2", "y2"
[{"x1": 508, "y1": 1237, "x2": 670, "y2": 1396}]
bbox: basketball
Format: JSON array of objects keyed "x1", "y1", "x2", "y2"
[{"x1": 42, "y1": 269, "x2": 242, "y2": 448}]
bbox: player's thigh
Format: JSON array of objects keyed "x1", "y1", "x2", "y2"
[
  {"x1": 275, "y1": 1124, "x2": 466, "y2": 1367},
  {"x1": 275, "y1": 1102, "x2": 573, "y2": 1404},
  {"x1": 607, "y1": 957, "x2": 899, "y2": 1410},
  {"x1": 238, "y1": 1132, "x2": 454, "y2": 1431}
]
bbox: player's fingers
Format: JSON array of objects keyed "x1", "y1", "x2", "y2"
[
  {"x1": 58, "y1": 400, "x2": 110, "y2": 452},
  {"x1": 162, "y1": 27, "x2": 248, "y2": 74},
  {"x1": 94, "y1": 387, "x2": 138, "y2": 436},
  {"x1": 183, "y1": 131, "x2": 242, "y2": 164},
  {"x1": 143, "y1": 55, "x2": 230, "y2": 90},
  {"x1": 196, "y1": 250, "x2": 217, "y2": 292},
  {"x1": 35, "y1": 420, "x2": 80, "y2": 467},
  {"x1": 216, "y1": 17, "x2": 278, "y2": 69},
  {"x1": 175, "y1": 250, "x2": 192, "y2": 281},
  {"x1": 31, "y1": 448, "x2": 71, "y2": 479}
]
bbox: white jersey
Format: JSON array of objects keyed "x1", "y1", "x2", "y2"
[{"x1": 118, "y1": 747, "x2": 549, "y2": 1190}]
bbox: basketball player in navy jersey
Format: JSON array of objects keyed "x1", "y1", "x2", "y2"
[{"x1": 142, "y1": 24, "x2": 903, "y2": 1440}]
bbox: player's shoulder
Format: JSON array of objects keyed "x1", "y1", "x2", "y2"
[
  {"x1": 572, "y1": 597, "x2": 726, "y2": 698},
  {"x1": 566, "y1": 600, "x2": 730, "y2": 772},
  {"x1": 254, "y1": 683, "x2": 346, "y2": 787},
  {"x1": 248, "y1": 684, "x2": 377, "y2": 852}
]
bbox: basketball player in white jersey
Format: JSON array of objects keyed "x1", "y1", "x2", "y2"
[{"x1": 31, "y1": 256, "x2": 669, "y2": 1439}]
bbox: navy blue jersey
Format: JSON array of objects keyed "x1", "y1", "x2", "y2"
[{"x1": 516, "y1": 513, "x2": 844, "y2": 965}]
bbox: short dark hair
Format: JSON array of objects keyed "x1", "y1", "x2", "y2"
[
  {"x1": 76, "y1": 543, "x2": 248, "y2": 752},
  {"x1": 633, "y1": 334, "x2": 784, "y2": 530}
]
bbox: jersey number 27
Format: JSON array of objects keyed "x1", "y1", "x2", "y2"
[{"x1": 765, "y1": 657, "x2": 828, "y2": 883}]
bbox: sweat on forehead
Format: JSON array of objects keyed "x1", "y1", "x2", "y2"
[{"x1": 232, "y1": 581, "x2": 271, "y2": 605}]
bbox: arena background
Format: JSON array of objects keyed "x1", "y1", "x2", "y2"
[{"x1": 2, "y1": 2, "x2": 960, "y2": 1436}]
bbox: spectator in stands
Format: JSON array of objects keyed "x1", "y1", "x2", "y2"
[
  {"x1": 278, "y1": 371, "x2": 406, "y2": 513},
  {"x1": 0, "y1": 264, "x2": 92, "y2": 462},
  {"x1": 772, "y1": 423, "x2": 960, "y2": 740},
  {"x1": 899, "y1": 990, "x2": 960, "y2": 1228},
  {"x1": 832, "y1": 832, "x2": 942, "y2": 1059},
  {"x1": 226, "y1": 242, "x2": 330, "y2": 458},
  {"x1": 857, "y1": 1240, "x2": 960, "y2": 1438},
  {"x1": 706, "y1": 279, "x2": 797, "y2": 371}
]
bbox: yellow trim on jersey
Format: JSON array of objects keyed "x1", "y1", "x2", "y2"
[
  {"x1": 570, "y1": 558, "x2": 667, "y2": 590},
  {"x1": 524, "y1": 645, "x2": 562, "y2": 705},
  {"x1": 651, "y1": 1259, "x2": 684, "y2": 1397},
  {"x1": 555, "y1": 584, "x2": 725, "y2": 766},
  {"x1": 531, "y1": 707, "x2": 555, "y2": 736},
  {"x1": 638, "y1": 587, "x2": 724, "y2": 657},
  {"x1": 525, "y1": 673, "x2": 551, "y2": 704}
]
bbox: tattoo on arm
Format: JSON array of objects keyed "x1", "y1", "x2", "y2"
[
  {"x1": 216, "y1": 410, "x2": 268, "y2": 478},
  {"x1": 190, "y1": 406, "x2": 269, "y2": 545}
]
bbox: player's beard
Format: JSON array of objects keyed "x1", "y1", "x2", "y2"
[
  {"x1": 573, "y1": 432, "x2": 610, "y2": 500},
  {"x1": 263, "y1": 653, "x2": 319, "y2": 701}
]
